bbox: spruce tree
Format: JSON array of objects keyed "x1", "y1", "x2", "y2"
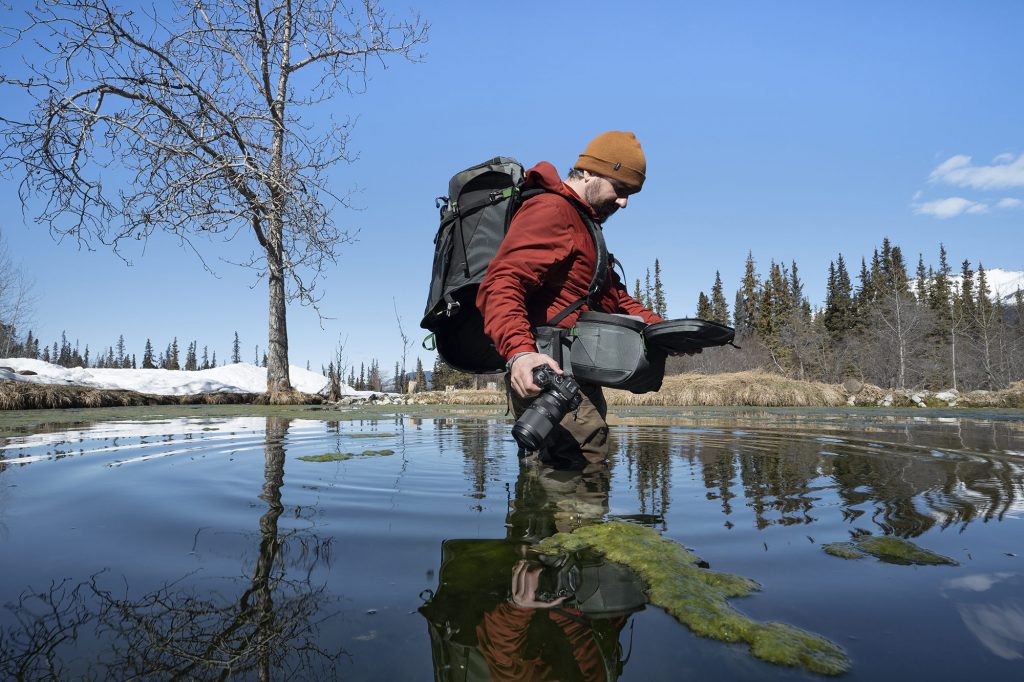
[
  {"x1": 212, "y1": 351, "x2": 217, "y2": 367},
  {"x1": 959, "y1": 259, "x2": 975, "y2": 324},
  {"x1": 633, "y1": 278, "x2": 643, "y2": 303},
  {"x1": 415, "y1": 357, "x2": 426, "y2": 392},
  {"x1": 930, "y1": 244, "x2": 953, "y2": 323},
  {"x1": 643, "y1": 268, "x2": 653, "y2": 310},
  {"x1": 202, "y1": 346, "x2": 209, "y2": 370},
  {"x1": 116, "y1": 335, "x2": 126, "y2": 367},
  {"x1": 232, "y1": 332, "x2": 241, "y2": 364},
  {"x1": 696, "y1": 291, "x2": 713, "y2": 319},
  {"x1": 734, "y1": 251, "x2": 759, "y2": 336},
  {"x1": 167, "y1": 338, "x2": 180, "y2": 370},
  {"x1": 653, "y1": 259, "x2": 667, "y2": 317},
  {"x1": 431, "y1": 354, "x2": 445, "y2": 390},
  {"x1": 915, "y1": 254, "x2": 928, "y2": 301},
  {"x1": 143, "y1": 339, "x2": 155, "y2": 369},
  {"x1": 185, "y1": 341, "x2": 198, "y2": 371},
  {"x1": 710, "y1": 271, "x2": 729, "y2": 325},
  {"x1": 368, "y1": 360, "x2": 382, "y2": 392}
]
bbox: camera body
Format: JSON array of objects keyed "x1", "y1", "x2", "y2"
[{"x1": 511, "y1": 366, "x2": 583, "y2": 451}]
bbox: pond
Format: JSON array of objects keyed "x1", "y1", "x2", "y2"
[{"x1": 1, "y1": 406, "x2": 1022, "y2": 680}]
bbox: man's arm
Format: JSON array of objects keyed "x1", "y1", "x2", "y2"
[{"x1": 477, "y1": 196, "x2": 578, "y2": 396}]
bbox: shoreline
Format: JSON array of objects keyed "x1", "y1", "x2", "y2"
[{"x1": 3, "y1": 370, "x2": 1023, "y2": 411}]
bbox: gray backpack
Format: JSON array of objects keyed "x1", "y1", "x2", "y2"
[{"x1": 420, "y1": 157, "x2": 608, "y2": 373}]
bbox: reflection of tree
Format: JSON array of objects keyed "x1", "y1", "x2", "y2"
[
  {"x1": 612, "y1": 418, "x2": 1024, "y2": 538},
  {"x1": 736, "y1": 440, "x2": 821, "y2": 529},
  {"x1": 0, "y1": 416, "x2": 342, "y2": 680},
  {"x1": 617, "y1": 428, "x2": 672, "y2": 523}
]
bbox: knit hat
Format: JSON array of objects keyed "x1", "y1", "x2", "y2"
[{"x1": 575, "y1": 131, "x2": 646, "y2": 194}]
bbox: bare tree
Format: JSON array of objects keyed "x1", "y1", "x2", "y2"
[
  {"x1": 0, "y1": 0, "x2": 427, "y2": 399},
  {"x1": 0, "y1": 228, "x2": 35, "y2": 358}
]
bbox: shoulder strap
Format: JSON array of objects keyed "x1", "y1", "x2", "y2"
[{"x1": 515, "y1": 189, "x2": 609, "y2": 327}]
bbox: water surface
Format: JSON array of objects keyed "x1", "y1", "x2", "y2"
[{"x1": 1, "y1": 407, "x2": 1022, "y2": 680}]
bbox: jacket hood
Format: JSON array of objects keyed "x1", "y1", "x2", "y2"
[{"x1": 523, "y1": 161, "x2": 597, "y2": 219}]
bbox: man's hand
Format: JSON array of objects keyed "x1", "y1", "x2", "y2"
[
  {"x1": 509, "y1": 352, "x2": 562, "y2": 398},
  {"x1": 509, "y1": 560, "x2": 567, "y2": 609}
]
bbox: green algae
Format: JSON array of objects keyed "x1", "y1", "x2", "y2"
[
  {"x1": 298, "y1": 449, "x2": 395, "y2": 462},
  {"x1": 535, "y1": 521, "x2": 849, "y2": 676},
  {"x1": 852, "y1": 535, "x2": 958, "y2": 566},
  {"x1": 822, "y1": 542, "x2": 866, "y2": 560}
]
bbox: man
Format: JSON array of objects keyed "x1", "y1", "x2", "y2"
[{"x1": 476, "y1": 131, "x2": 662, "y2": 467}]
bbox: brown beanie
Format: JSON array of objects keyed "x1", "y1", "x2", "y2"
[{"x1": 574, "y1": 131, "x2": 646, "y2": 194}]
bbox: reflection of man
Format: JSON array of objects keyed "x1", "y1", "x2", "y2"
[
  {"x1": 477, "y1": 132, "x2": 662, "y2": 468},
  {"x1": 421, "y1": 460, "x2": 642, "y2": 682},
  {"x1": 476, "y1": 462, "x2": 630, "y2": 682}
]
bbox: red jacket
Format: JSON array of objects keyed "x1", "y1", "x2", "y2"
[{"x1": 476, "y1": 162, "x2": 661, "y2": 360}]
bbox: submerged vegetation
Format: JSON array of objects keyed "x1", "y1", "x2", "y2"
[
  {"x1": 535, "y1": 521, "x2": 850, "y2": 676},
  {"x1": 824, "y1": 536, "x2": 959, "y2": 566},
  {"x1": 298, "y1": 449, "x2": 395, "y2": 462}
]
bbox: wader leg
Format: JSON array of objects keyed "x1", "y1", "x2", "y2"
[{"x1": 505, "y1": 375, "x2": 609, "y2": 467}]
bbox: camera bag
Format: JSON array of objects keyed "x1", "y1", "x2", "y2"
[
  {"x1": 566, "y1": 311, "x2": 666, "y2": 394},
  {"x1": 553, "y1": 313, "x2": 737, "y2": 394}
]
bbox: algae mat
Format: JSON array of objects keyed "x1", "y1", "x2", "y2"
[{"x1": 536, "y1": 521, "x2": 850, "y2": 676}]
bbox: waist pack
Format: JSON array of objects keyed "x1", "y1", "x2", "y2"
[{"x1": 541, "y1": 312, "x2": 737, "y2": 394}]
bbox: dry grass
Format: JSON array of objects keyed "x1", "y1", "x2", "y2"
[
  {"x1": 410, "y1": 388, "x2": 506, "y2": 405},
  {"x1": 407, "y1": 371, "x2": 848, "y2": 408},
  {"x1": 960, "y1": 382, "x2": 1024, "y2": 409},
  {"x1": 0, "y1": 380, "x2": 320, "y2": 410},
  {"x1": 605, "y1": 370, "x2": 848, "y2": 407},
  {"x1": 252, "y1": 390, "x2": 323, "y2": 405}
]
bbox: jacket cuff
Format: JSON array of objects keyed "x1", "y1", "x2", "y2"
[{"x1": 505, "y1": 344, "x2": 537, "y2": 362}]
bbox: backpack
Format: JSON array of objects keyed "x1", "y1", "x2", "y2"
[{"x1": 420, "y1": 157, "x2": 608, "y2": 374}]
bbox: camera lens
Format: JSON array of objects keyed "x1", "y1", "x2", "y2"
[{"x1": 512, "y1": 393, "x2": 564, "y2": 450}]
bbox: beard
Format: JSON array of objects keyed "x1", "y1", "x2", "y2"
[{"x1": 584, "y1": 185, "x2": 620, "y2": 223}]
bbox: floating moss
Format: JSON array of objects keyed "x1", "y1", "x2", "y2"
[
  {"x1": 298, "y1": 449, "x2": 395, "y2": 462},
  {"x1": 535, "y1": 521, "x2": 849, "y2": 676},
  {"x1": 299, "y1": 452, "x2": 354, "y2": 462},
  {"x1": 822, "y1": 542, "x2": 866, "y2": 560},
  {"x1": 854, "y1": 535, "x2": 958, "y2": 566}
]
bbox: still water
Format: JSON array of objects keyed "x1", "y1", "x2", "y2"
[{"x1": 0, "y1": 407, "x2": 1022, "y2": 680}]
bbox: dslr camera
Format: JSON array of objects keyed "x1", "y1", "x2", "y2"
[{"x1": 511, "y1": 365, "x2": 583, "y2": 451}]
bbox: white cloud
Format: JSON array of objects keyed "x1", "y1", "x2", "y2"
[
  {"x1": 929, "y1": 153, "x2": 1024, "y2": 189},
  {"x1": 996, "y1": 197, "x2": 1022, "y2": 210},
  {"x1": 913, "y1": 197, "x2": 988, "y2": 218}
]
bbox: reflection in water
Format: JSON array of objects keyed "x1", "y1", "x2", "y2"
[
  {"x1": 422, "y1": 442, "x2": 641, "y2": 682},
  {"x1": 0, "y1": 417, "x2": 341, "y2": 680},
  {"x1": 615, "y1": 418, "x2": 1024, "y2": 538},
  {"x1": 942, "y1": 572, "x2": 1024, "y2": 661}
]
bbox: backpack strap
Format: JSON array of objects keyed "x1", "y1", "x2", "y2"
[{"x1": 512, "y1": 188, "x2": 609, "y2": 327}]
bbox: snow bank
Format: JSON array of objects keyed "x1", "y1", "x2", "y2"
[{"x1": 0, "y1": 358, "x2": 338, "y2": 396}]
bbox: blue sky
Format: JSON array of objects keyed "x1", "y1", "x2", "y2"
[{"x1": 1, "y1": 0, "x2": 1022, "y2": 375}]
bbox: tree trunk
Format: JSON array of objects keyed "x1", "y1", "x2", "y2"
[{"x1": 266, "y1": 219, "x2": 292, "y2": 397}]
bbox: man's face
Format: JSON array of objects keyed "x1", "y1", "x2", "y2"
[{"x1": 583, "y1": 172, "x2": 631, "y2": 223}]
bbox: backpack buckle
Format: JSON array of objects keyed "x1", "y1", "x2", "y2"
[{"x1": 444, "y1": 300, "x2": 461, "y2": 316}]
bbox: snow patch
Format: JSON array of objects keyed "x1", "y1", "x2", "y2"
[{"x1": 0, "y1": 359, "x2": 340, "y2": 396}]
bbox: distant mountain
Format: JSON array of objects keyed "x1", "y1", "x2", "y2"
[{"x1": 915, "y1": 268, "x2": 1023, "y2": 303}]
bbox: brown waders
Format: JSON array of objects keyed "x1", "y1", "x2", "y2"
[{"x1": 506, "y1": 374, "x2": 609, "y2": 468}]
